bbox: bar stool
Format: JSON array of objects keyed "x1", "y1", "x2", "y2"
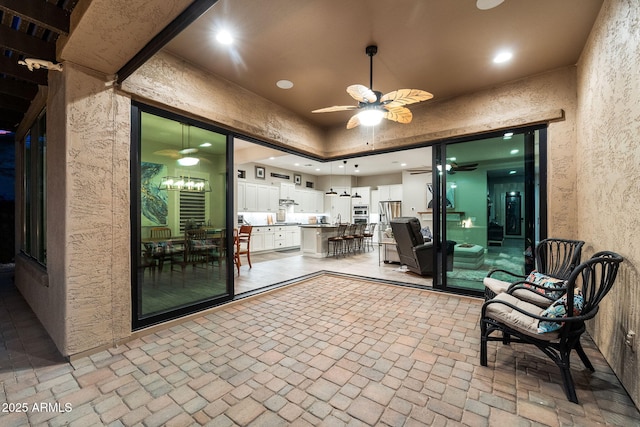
[
  {"x1": 363, "y1": 223, "x2": 376, "y2": 251},
  {"x1": 327, "y1": 224, "x2": 347, "y2": 257}
]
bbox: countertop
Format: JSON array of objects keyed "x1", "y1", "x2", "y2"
[{"x1": 298, "y1": 224, "x2": 338, "y2": 228}]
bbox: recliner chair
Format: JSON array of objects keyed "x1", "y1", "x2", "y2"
[{"x1": 390, "y1": 217, "x2": 455, "y2": 276}]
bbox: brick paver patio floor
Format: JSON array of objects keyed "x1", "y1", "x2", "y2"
[{"x1": 1, "y1": 273, "x2": 639, "y2": 426}]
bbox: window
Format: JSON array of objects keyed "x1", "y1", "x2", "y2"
[
  {"x1": 21, "y1": 111, "x2": 47, "y2": 265},
  {"x1": 179, "y1": 190, "x2": 206, "y2": 233}
]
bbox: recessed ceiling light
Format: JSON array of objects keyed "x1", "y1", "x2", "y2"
[
  {"x1": 493, "y1": 51, "x2": 513, "y2": 64},
  {"x1": 503, "y1": 132, "x2": 513, "y2": 139},
  {"x1": 355, "y1": 169, "x2": 360, "y2": 173},
  {"x1": 315, "y1": 168, "x2": 321, "y2": 171},
  {"x1": 338, "y1": 164, "x2": 344, "y2": 168},
  {"x1": 400, "y1": 163, "x2": 407, "y2": 167},
  {"x1": 294, "y1": 163, "x2": 300, "y2": 166},
  {"x1": 199, "y1": 142, "x2": 211, "y2": 147},
  {"x1": 510, "y1": 149, "x2": 519, "y2": 154},
  {"x1": 215, "y1": 30, "x2": 233, "y2": 45},
  {"x1": 269, "y1": 157, "x2": 275, "y2": 160},
  {"x1": 476, "y1": 0, "x2": 505, "y2": 10},
  {"x1": 276, "y1": 80, "x2": 294, "y2": 89},
  {"x1": 509, "y1": 170, "x2": 517, "y2": 174}
]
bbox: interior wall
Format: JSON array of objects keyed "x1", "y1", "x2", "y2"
[{"x1": 576, "y1": 0, "x2": 640, "y2": 408}]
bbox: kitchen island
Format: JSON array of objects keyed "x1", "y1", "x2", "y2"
[{"x1": 299, "y1": 224, "x2": 339, "y2": 257}]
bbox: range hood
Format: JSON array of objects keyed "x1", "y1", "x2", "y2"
[{"x1": 279, "y1": 198, "x2": 299, "y2": 206}]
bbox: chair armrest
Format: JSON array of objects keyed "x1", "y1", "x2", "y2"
[{"x1": 413, "y1": 242, "x2": 434, "y2": 254}]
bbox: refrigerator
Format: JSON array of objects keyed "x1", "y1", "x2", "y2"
[{"x1": 379, "y1": 201, "x2": 402, "y2": 230}]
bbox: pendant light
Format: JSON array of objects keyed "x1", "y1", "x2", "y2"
[
  {"x1": 351, "y1": 164, "x2": 362, "y2": 199},
  {"x1": 325, "y1": 161, "x2": 337, "y2": 196},
  {"x1": 339, "y1": 160, "x2": 351, "y2": 197}
]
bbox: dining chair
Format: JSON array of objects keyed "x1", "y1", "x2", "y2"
[
  {"x1": 148, "y1": 227, "x2": 181, "y2": 273},
  {"x1": 234, "y1": 225, "x2": 253, "y2": 274}
]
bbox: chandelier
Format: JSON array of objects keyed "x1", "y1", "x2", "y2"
[{"x1": 159, "y1": 176, "x2": 211, "y2": 192}]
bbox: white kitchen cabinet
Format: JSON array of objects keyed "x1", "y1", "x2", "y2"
[
  {"x1": 250, "y1": 225, "x2": 300, "y2": 252},
  {"x1": 238, "y1": 182, "x2": 258, "y2": 211},
  {"x1": 303, "y1": 190, "x2": 315, "y2": 212},
  {"x1": 250, "y1": 227, "x2": 265, "y2": 252},
  {"x1": 315, "y1": 191, "x2": 325, "y2": 213},
  {"x1": 370, "y1": 190, "x2": 380, "y2": 214},
  {"x1": 351, "y1": 186, "x2": 371, "y2": 205},
  {"x1": 285, "y1": 227, "x2": 301, "y2": 247},
  {"x1": 263, "y1": 226, "x2": 275, "y2": 250},
  {"x1": 378, "y1": 184, "x2": 403, "y2": 201},
  {"x1": 293, "y1": 188, "x2": 306, "y2": 212},
  {"x1": 269, "y1": 186, "x2": 279, "y2": 211},
  {"x1": 274, "y1": 226, "x2": 286, "y2": 249},
  {"x1": 280, "y1": 183, "x2": 295, "y2": 199},
  {"x1": 256, "y1": 185, "x2": 279, "y2": 212}
]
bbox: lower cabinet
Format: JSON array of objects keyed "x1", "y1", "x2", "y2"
[{"x1": 250, "y1": 225, "x2": 300, "y2": 253}]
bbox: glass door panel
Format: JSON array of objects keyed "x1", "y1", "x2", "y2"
[
  {"x1": 134, "y1": 108, "x2": 231, "y2": 327},
  {"x1": 434, "y1": 130, "x2": 541, "y2": 294}
]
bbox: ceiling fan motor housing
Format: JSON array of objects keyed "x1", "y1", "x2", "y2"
[{"x1": 366, "y1": 45, "x2": 378, "y2": 57}]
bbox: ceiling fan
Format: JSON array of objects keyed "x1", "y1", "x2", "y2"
[
  {"x1": 408, "y1": 162, "x2": 479, "y2": 175},
  {"x1": 153, "y1": 124, "x2": 210, "y2": 165},
  {"x1": 312, "y1": 45, "x2": 434, "y2": 129}
]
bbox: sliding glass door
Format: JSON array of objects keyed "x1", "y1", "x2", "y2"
[
  {"x1": 132, "y1": 104, "x2": 233, "y2": 328},
  {"x1": 433, "y1": 128, "x2": 543, "y2": 294}
]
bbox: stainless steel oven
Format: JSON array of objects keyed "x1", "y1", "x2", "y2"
[
  {"x1": 353, "y1": 205, "x2": 368, "y2": 216},
  {"x1": 353, "y1": 216, "x2": 368, "y2": 224}
]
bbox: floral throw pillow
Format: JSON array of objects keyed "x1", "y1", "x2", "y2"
[
  {"x1": 537, "y1": 289, "x2": 584, "y2": 334},
  {"x1": 522, "y1": 270, "x2": 566, "y2": 299}
]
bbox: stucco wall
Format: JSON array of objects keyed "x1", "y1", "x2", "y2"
[
  {"x1": 576, "y1": 0, "x2": 640, "y2": 407},
  {"x1": 16, "y1": 64, "x2": 132, "y2": 357},
  {"x1": 122, "y1": 50, "x2": 327, "y2": 158}
]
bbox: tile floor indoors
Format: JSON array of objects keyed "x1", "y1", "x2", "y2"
[{"x1": 1, "y1": 269, "x2": 640, "y2": 426}]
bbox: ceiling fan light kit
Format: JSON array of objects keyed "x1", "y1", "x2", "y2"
[
  {"x1": 312, "y1": 45, "x2": 433, "y2": 129},
  {"x1": 177, "y1": 156, "x2": 199, "y2": 166}
]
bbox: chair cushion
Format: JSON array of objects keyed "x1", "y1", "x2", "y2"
[
  {"x1": 483, "y1": 277, "x2": 510, "y2": 294},
  {"x1": 537, "y1": 289, "x2": 584, "y2": 334},
  {"x1": 522, "y1": 270, "x2": 566, "y2": 299},
  {"x1": 485, "y1": 293, "x2": 559, "y2": 340}
]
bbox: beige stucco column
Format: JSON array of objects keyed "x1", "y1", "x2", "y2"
[{"x1": 16, "y1": 63, "x2": 132, "y2": 357}]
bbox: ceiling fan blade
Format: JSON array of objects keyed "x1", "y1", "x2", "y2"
[
  {"x1": 347, "y1": 84, "x2": 377, "y2": 103},
  {"x1": 346, "y1": 114, "x2": 361, "y2": 129},
  {"x1": 153, "y1": 149, "x2": 181, "y2": 159},
  {"x1": 380, "y1": 89, "x2": 434, "y2": 108},
  {"x1": 312, "y1": 105, "x2": 357, "y2": 113},
  {"x1": 384, "y1": 106, "x2": 413, "y2": 124},
  {"x1": 451, "y1": 162, "x2": 479, "y2": 171}
]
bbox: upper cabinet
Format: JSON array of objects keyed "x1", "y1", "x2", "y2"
[
  {"x1": 351, "y1": 186, "x2": 371, "y2": 205},
  {"x1": 378, "y1": 184, "x2": 403, "y2": 201},
  {"x1": 280, "y1": 183, "x2": 295, "y2": 199},
  {"x1": 239, "y1": 182, "x2": 278, "y2": 211},
  {"x1": 238, "y1": 182, "x2": 258, "y2": 211},
  {"x1": 294, "y1": 189, "x2": 325, "y2": 213}
]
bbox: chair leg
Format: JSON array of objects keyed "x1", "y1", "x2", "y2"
[
  {"x1": 574, "y1": 341, "x2": 595, "y2": 371},
  {"x1": 480, "y1": 320, "x2": 488, "y2": 366}
]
